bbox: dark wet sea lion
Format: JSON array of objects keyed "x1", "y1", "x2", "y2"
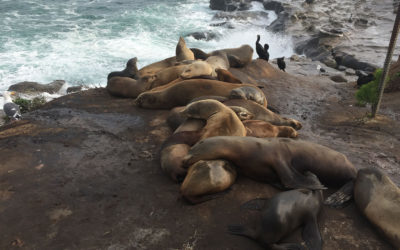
[
  {"x1": 223, "y1": 99, "x2": 302, "y2": 130},
  {"x1": 107, "y1": 57, "x2": 139, "y2": 80},
  {"x1": 243, "y1": 120, "x2": 298, "y2": 138},
  {"x1": 135, "y1": 79, "x2": 256, "y2": 109},
  {"x1": 354, "y1": 168, "x2": 400, "y2": 249},
  {"x1": 180, "y1": 99, "x2": 246, "y2": 140},
  {"x1": 229, "y1": 86, "x2": 267, "y2": 107},
  {"x1": 181, "y1": 160, "x2": 237, "y2": 204},
  {"x1": 229, "y1": 188, "x2": 323, "y2": 250},
  {"x1": 184, "y1": 136, "x2": 357, "y2": 190}
]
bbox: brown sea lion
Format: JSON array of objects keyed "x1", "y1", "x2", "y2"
[
  {"x1": 184, "y1": 136, "x2": 357, "y2": 190},
  {"x1": 174, "y1": 118, "x2": 205, "y2": 133},
  {"x1": 107, "y1": 57, "x2": 139, "y2": 80},
  {"x1": 216, "y1": 68, "x2": 242, "y2": 83},
  {"x1": 149, "y1": 64, "x2": 187, "y2": 89},
  {"x1": 205, "y1": 51, "x2": 230, "y2": 76},
  {"x1": 180, "y1": 61, "x2": 213, "y2": 79},
  {"x1": 354, "y1": 168, "x2": 400, "y2": 249},
  {"x1": 106, "y1": 75, "x2": 155, "y2": 98},
  {"x1": 181, "y1": 99, "x2": 246, "y2": 140},
  {"x1": 229, "y1": 106, "x2": 255, "y2": 121},
  {"x1": 135, "y1": 79, "x2": 256, "y2": 109},
  {"x1": 229, "y1": 188, "x2": 323, "y2": 250},
  {"x1": 138, "y1": 56, "x2": 176, "y2": 77},
  {"x1": 190, "y1": 47, "x2": 209, "y2": 60},
  {"x1": 181, "y1": 160, "x2": 237, "y2": 204},
  {"x1": 176, "y1": 36, "x2": 195, "y2": 62},
  {"x1": 223, "y1": 99, "x2": 302, "y2": 130},
  {"x1": 229, "y1": 86, "x2": 267, "y2": 107},
  {"x1": 243, "y1": 120, "x2": 298, "y2": 138},
  {"x1": 215, "y1": 45, "x2": 254, "y2": 68},
  {"x1": 160, "y1": 131, "x2": 202, "y2": 182}
]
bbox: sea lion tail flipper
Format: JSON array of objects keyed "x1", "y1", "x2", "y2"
[
  {"x1": 270, "y1": 243, "x2": 306, "y2": 250},
  {"x1": 240, "y1": 198, "x2": 268, "y2": 210},
  {"x1": 324, "y1": 180, "x2": 354, "y2": 208},
  {"x1": 277, "y1": 166, "x2": 326, "y2": 190},
  {"x1": 227, "y1": 225, "x2": 257, "y2": 239},
  {"x1": 302, "y1": 218, "x2": 322, "y2": 250}
]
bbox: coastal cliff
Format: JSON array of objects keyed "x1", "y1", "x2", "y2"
[{"x1": 1, "y1": 60, "x2": 399, "y2": 249}]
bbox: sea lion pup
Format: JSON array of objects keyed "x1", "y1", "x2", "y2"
[
  {"x1": 106, "y1": 75, "x2": 155, "y2": 98},
  {"x1": 160, "y1": 131, "x2": 202, "y2": 182},
  {"x1": 205, "y1": 51, "x2": 230, "y2": 77},
  {"x1": 228, "y1": 188, "x2": 323, "y2": 250},
  {"x1": 223, "y1": 99, "x2": 302, "y2": 130},
  {"x1": 229, "y1": 86, "x2": 267, "y2": 107},
  {"x1": 134, "y1": 79, "x2": 253, "y2": 109},
  {"x1": 180, "y1": 61, "x2": 213, "y2": 79},
  {"x1": 243, "y1": 120, "x2": 298, "y2": 138},
  {"x1": 354, "y1": 168, "x2": 400, "y2": 249},
  {"x1": 180, "y1": 160, "x2": 237, "y2": 204},
  {"x1": 180, "y1": 99, "x2": 246, "y2": 140},
  {"x1": 107, "y1": 57, "x2": 139, "y2": 80},
  {"x1": 184, "y1": 136, "x2": 357, "y2": 190},
  {"x1": 148, "y1": 64, "x2": 187, "y2": 89},
  {"x1": 176, "y1": 36, "x2": 195, "y2": 62},
  {"x1": 216, "y1": 68, "x2": 242, "y2": 83}
]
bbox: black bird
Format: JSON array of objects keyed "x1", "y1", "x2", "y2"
[
  {"x1": 277, "y1": 57, "x2": 286, "y2": 72},
  {"x1": 263, "y1": 44, "x2": 270, "y2": 62},
  {"x1": 255, "y1": 35, "x2": 269, "y2": 61}
]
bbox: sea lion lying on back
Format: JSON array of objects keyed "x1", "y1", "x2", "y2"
[
  {"x1": 184, "y1": 136, "x2": 357, "y2": 190},
  {"x1": 135, "y1": 79, "x2": 259, "y2": 109},
  {"x1": 107, "y1": 57, "x2": 139, "y2": 80}
]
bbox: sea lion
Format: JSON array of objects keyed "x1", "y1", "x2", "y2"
[
  {"x1": 180, "y1": 61, "x2": 213, "y2": 79},
  {"x1": 160, "y1": 131, "x2": 202, "y2": 182},
  {"x1": 180, "y1": 99, "x2": 246, "y2": 140},
  {"x1": 223, "y1": 99, "x2": 302, "y2": 130},
  {"x1": 176, "y1": 36, "x2": 195, "y2": 62},
  {"x1": 184, "y1": 136, "x2": 357, "y2": 190},
  {"x1": 216, "y1": 68, "x2": 242, "y2": 83},
  {"x1": 243, "y1": 120, "x2": 298, "y2": 138},
  {"x1": 149, "y1": 65, "x2": 187, "y2": 89},
  {"x1": 190, "y1": 47, "x2": 209, "y2": 60},
  {"x1": 229, "y1": 106, "x2": 255, "y2": 121},
  {"x1": 215, "y1": 45, "x2": 254, "y2": 68},
  {"x1": 174, "y1": 118, "x2": 206, "y2": 133},
  {"x1": 138, "y1": 56, "x2": 177, "y2": 77},
  {"x1": 228, "y1": 188, "x2": 323, "y2": 250},
  {"x1": 135, "y1": 79, "x2": 255, "y2": 109},
  {"x1": 106, "y1": 75, "x2": 155, "y2": 98},
  {"x1": 229, "y1": 86, "x2": 267, "y2": 107},
  {"x1": 205, "y1": 51, "x2": 230, "y2": 77},
  {"x1": 354, "y1": 168, "x2": 400, "y2": 249},
  {"x1": 181, "y1": 160, "x2": 237, "y2": 204},
  {"x1": 107, "y1": 57, "x2": 139, "y2": 80}
]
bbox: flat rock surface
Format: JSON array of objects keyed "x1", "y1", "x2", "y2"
[{"x1": 1, "y1": 60, "x2": 398, "y2": 249}]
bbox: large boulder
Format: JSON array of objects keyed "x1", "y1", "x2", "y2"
[
  {"x1": 263, "y1": 0, "x2": 284, "y2": 14},
  {"x1": 186, "y1": 31, "x2": 218, "y2": 41},
  {"x1": 210, "y1": 0, "x2": 251, "y2": 11},
  {"x1": 8, "y1": 80, "x2": 65, "y2": 94},
  {"x1": 332, "y1": 50, "x2": 377, "y2": 73}
]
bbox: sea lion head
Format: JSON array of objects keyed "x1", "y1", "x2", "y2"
[
  {"x1": 180, "y1": 99, "x2": 222, "y2": 120},
  {"x1": 135, "y1": 92, "x2": 157, "y2": 108},
  {"x1": 228, "y1": 106, "x2": 254, "y2": 121},
  {"x1": 180, "y1": 61, "x2": 213, "y2": 79}
]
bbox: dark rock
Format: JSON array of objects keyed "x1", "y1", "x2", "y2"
[
  {"x1": 330, "y1": 74, "x2": 348, "y2": 83},
  {"x1": 8, "y1": 80, "x2": 65, "y2": 94},
  {"x1": 210, "y1": 0, "x2": 251, "y2": 11},
  {"x1": 213, "y1": 11, "x2": 269, "y2": 22},
  {"x1": 356, "y1": 72, "x2": 374, "y2": 87},
  {"x1": 332, "y1": 50, "x2": 378, "y2": 72},
  {"x1": 187, "y1": 31, "x2": 218, "y2": 41},
  {"x1": 337, "y1": 66, "x2": 347, "y2": 71},
  {"x1": 67, "y1": 86, "x2": 83, "y2": 93},
  {"x1": 268, "y1": 11, "x2": 290, "y2": 32},
  {"x1": 209, "y1": 22, "x2": 235, "y2": 29},
  {"x1": 322, "y1": 57, "x2": 337, "y2": 68},
  {"x1": 295, "y1": 36, "x2": 333, "y2": 61},
  {"x1": 263, "y1": 1, "x2": 284, "y2": 14}
]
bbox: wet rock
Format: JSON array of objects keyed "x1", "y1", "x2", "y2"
[
  {"x1": 290, "y1": 54, "x2": 301, "y2": 62},
  {"x1": 209, "y1": 21, "x2": 235, "y2": 29},
  {"x1": 268, "y1": 11, "x2": 290, "y2": 32},
  {"x1": 8, "y1": 80, "x2": 65, "y2": 94},
  {"x1": 356, "y1": 71, "x2": 374, "y2": 88},
  {"x1": 295, "y1": 36, "x2": 333, "y2": 61},
  {"x1": 213, "y1": 11, "x2": 269, "y2": 22},
  {"x1": 67, "y1": 86, "x2": 83, "y2": 93},
  {"x1": 345, "y1": 68, "x2": 356, "y2": 76},
  {"x1": 322, "y1": 57, "x2": 337, "y2": 69},
  {"x1": 337, "y1": 65, "x2": 347, "y2": 71},
  {"x1": 330, "y1": 74, "x2": 348, "y2": 83},
  {"x1": 186, "y1": 31, "x2": 217, "y2": 41},
  {"x1": 263, "y1": 1, "x2": 284, "y2": 14},
  {"x1": 210, "y1": 0, "x2": 251, "y2": 11}
]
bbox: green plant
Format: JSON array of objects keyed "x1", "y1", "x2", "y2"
[
  {"x1": 355, "y1": 69, "x2": 388, "y2": 106},
  {"x1": 13, "y1": 96, "x2": 47, "y2": 113}
]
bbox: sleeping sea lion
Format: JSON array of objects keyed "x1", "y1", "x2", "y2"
[
  {"x1": 229, "y1": 86, "x2": 267, "y2": 107},
  {"x1": 106, "y1": 75, "x2": 155, "y2": 98},
  {"x1": 107, "y1": 57, "x2": 139, "y2": 80},
  {"x1": 184, "y1": 136, "x2": 357, "y2": 190},
  {"x1": 216, "y1": 68, "x2": 242, "y2": 83},
  {"x1": 243, "y1": 120, "x2": 298, "y2": 138}
]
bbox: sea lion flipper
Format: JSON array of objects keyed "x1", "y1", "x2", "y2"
[
  {"x1": 302, "y1": 218, "x2": 322, "y2": 250},
  {"x1": 275, "y1": 164, "x2": 326, "y2": 190},
  {"x1": 324, "y1": 180, "x2": 354, "y2": 208},
  {"x1": 240, "y1": 198, "x2": 268, "y2": 210},
  {"x1": 227, "y1": 225, "x2": 257, "y2": 239},
  {"x1": 269, "y1": 243, "x2": 306, "y2": 250}
]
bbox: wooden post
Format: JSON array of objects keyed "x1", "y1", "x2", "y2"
[{"x1": 371, "y1": 5, "x2": 400, "y2": 117}]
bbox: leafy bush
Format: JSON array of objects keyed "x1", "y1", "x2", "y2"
[
  {"x1": 355, "y1": 69, "x2": 386, "y2": 106},
  {"x1": 13, "y1": 96, "x2": 47, "y2": 113}
]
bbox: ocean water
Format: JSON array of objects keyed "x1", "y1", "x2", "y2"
[{"x1": 0, "y1": 0, "x2": 294, "y2": 92}]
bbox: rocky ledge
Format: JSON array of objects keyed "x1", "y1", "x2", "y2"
[{"x1": 0, "y1": 60, "x2": 399, "y2": 249}]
